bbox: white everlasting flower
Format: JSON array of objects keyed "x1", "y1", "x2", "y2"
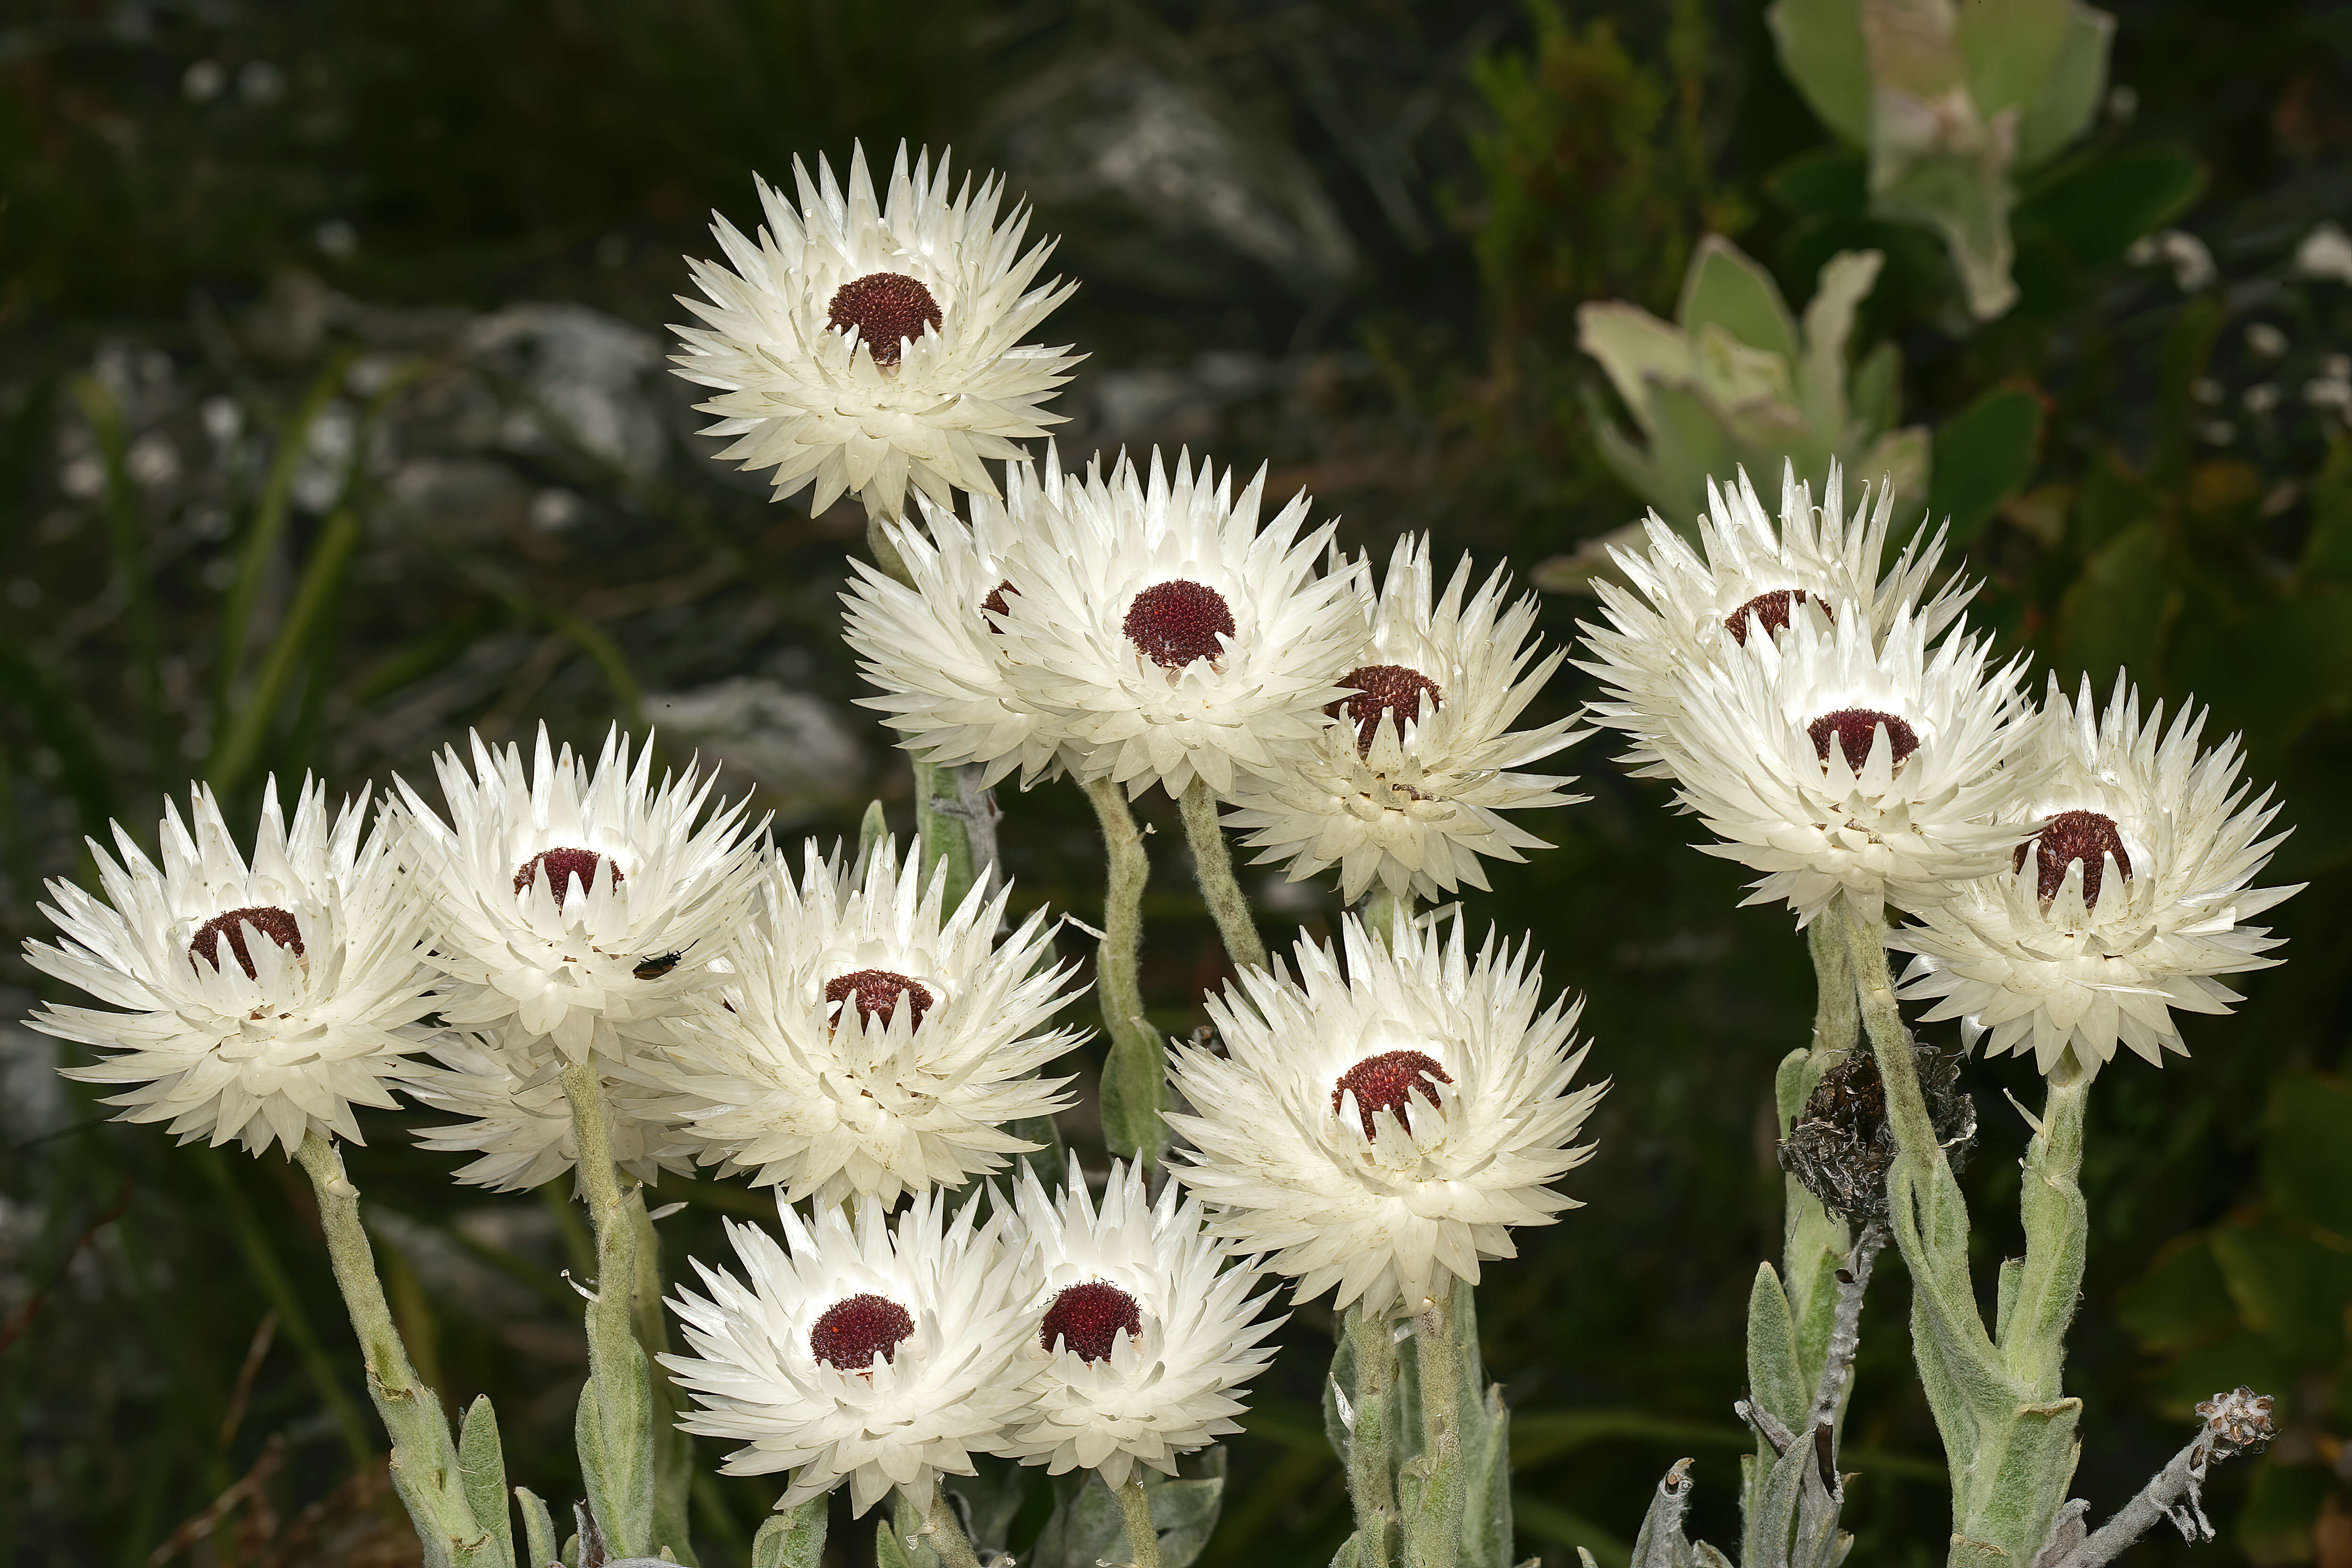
[
  {"x1": 1225, "y1": 536, "x2": 1585, "y2": 901},
  {"x1": 997, "y1": 1161, "x2": 1279, "y2": 1487},
  {"x1": 397, "y1": 726, "x2": 766, "y2": 1063},
  {"x1": 404, "y1": 1027, "x2": 699, "y2": 1192},
  {"x1": 1167, "y1": 915, "x2": 1605, "y2": 1316},
  {"x1": 651, "y1": 837, "x2": 1085, "y2": 1205},
  {"x1": 1890, "y1": 678, "x2": 2299, "y2": 1078},
  {"x1": 673, "y1": 143, "x2": 1079, "y2": 521},
  {"x1": 24, "y1": 779, "x2": 435, "y2": 1155},
  {"x1": 1578, "y1": 461, "x2": 1969, "y2": 776},
  {"x1": 841, "y1": 461, "x2": 1072, "y2": 789},
  {"x1": 663, "y1": 1190, "x2": 1029, "y2": 1515},
  {"x1": 1654, "y1": 602, "x2": 2032, "y2": 926},
  {"x1": 991, "y1": 448, "x2": 1368, "y2": 798}
]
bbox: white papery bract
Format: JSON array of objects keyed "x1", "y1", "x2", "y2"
[
  {"x1": 673, "y1": 142, "x2": 1079, "y2": 521},
  {"x1": 25, "y1": 779, "x2": 435, "y2": 1156},
  {"x1": 997, "y1": 1162, "x2": 1278, "y2": 1488},
  {"x1": 1890, "y1": 677, "x2": 2299, "y2": 1078},
  {"x1": 1578, "y1": 461, "x2": 1968, "y2": 776},
  {"x1": 1655, "y1": 603, "x2": 2031, "y2": 926},
  {"x1": 652, "y1": 837, "x2": 1084, "y2": 1205},
  {"x1": 404, "y1": 1027, "x2": 698, "y2": 1192},
  {"x1": 1225, "y1": 535, "x2": 1585, "y2": 901},
  {"x1": 842, "y1": 463, "x2": 1072, "y2": 789},
  {"x1": 1167, "y1": 915, "x2": 1604, "y2": 1316},
  {"x1": 397, "y1": 726, "x2": 765, "y2": 1063},
  {"x1": 663, "y1": 1190, "x2": 1029, "y2": 1515},
  {"x1": 991, "y1": 449, "x2": 1368, "y2": 798}
]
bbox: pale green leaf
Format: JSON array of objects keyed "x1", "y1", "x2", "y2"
[
  {"x1": 1676, "y1": 236, "x2": 1800, "y2": 365},
  {"x1": 1767, "y1": 0, "x2": 1872, "y2": 146}
]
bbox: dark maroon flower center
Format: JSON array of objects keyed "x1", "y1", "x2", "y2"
[
  {"x1": 1039, "y1": 1280, "x2": 1143, "y2": 1362},
  {"x1": 514, "y1": 847, "x2": 619, "y2": 902},
  {"x1": 1331, "y1": 1049, "x2": 1454, "y2": 1140},
  {"x1": 825, "y1": 968, "x2": 935, "y2": 1032},
  {"x1": 1807, "y1": 709, "x2": 1919, "y2": 772},
  {"x1": 1725, "y1": 589, "x2": 1830, "y2": 645},
  {"x1": 2015, "y1": 809, "x2": 2133, "y2": 906},
  {"x1": 809, "y1": 1293, "x2": 916, "y2": 1372},
  {"x1": 827, "y1": 272, "x2": 942, "y2": 367},
  {"x1": 189, "y1": 906, "x2": 304, "y2": 979},
  {"x1": 980, "y1": 579, "x2": 1018, "y2": 632},
  {"x1": 1123, "y1": 580, "x2": 1236, "y2": 670},
  {"x1": 1330, "y1": 664, "x2": 1444, "y2": 753}
]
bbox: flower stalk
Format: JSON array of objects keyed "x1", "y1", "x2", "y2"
[
  {"x1": 1083, "y1": 775, "x2": 1164, "y2": 1165},
  {"x1": 1117, "y1": 1474, "x2": 1163, "y2": 1568},
  {"x1": 560, "y1": 1059, "x2": 660, "y2": 1560},
  {"x1": 1179, "y1": 778, "x2": 1266, "y2": 972},
  {"x1": 1403, "y1": 1280, "x2": 1466, "y2": 1568},
  {"x1": 1334, "y1": 1304, "x2": 1402, "y2": 1568},
  {"x1": 293, "y1": 1132, "x2": 501, "y2": 1568}
]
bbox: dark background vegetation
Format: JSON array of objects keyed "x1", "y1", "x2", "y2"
[{"x1": 4, "y1": 1, "x2": 2351, "y2": 1565}]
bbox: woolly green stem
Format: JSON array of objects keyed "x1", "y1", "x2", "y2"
[
  {"x1": 1083, "y1": 776, "x2": 1164, "y2": 1166},
  {"x1": 1339, "y1": 1304, "x2": 1400, "y2": 1568},
  {"x1": 1405, "y1": 1279, "x2": 1465, "y2": 1568},
  {"x1": 294, "y1": 1133, "x2": 496, "y2": 1568},
  {"x1": 1118, "y1": 1474, "x2": 1162, "y2": 1568},
  {"x1": 1178, "y1": 779, "x2": 1266, "y2": 972},
  {"x1": 560, "y1": 1060, "x2": 657, "y2": 1558}
]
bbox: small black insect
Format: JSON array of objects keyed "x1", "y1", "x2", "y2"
[{"x1": 633, "y1": 952, "x2": 682, "y2": 981}]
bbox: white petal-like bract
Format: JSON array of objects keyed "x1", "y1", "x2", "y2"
[
  {"x1": 397, "y1": 726, "x2": 766, "y2": 1063},
  {"x1": 26, "y1": 779, "x2": 436, "y2": 1155},
  {"x1": 1167, "y1": 915, "x2": 1605, "y2": 1315},
  {"x1": 663, "y1": 1190, "x2": 1029, "y2": 1515},
  {"x1": 1225, "y1": 535, "x2": 1586, "y2": 901},
  {"x1": 674, "y1": 143, "x2": 1080, "y2": 521},
  {"x1": 1890, "y1": 677, "x2": 2299, "y2": 1077},
  {"x1": 651, "y1": 837, "x2": 1085, "y2": 1205},
  {"x1": 404, "y1": 1025, "x2": 700, "y2": 1192},
  {"x1": 997, "y1": 1161, "x2": 1279, "y2": 1487}
]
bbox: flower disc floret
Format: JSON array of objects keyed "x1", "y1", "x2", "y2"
[
  {"x1": 1890, "y1": 676, "x2": 2300, "y2": 1078},
  {"x1": 663, "y1": 1190, "x2": 1029, "y2": 1515},
  {"x1": 1225, "y1": 536, "x2": 1586, "y2": 901},
  {"x1": 1167, "y1": 915, "x2": 1605, "y2": 1315},
  {"x1": 996, "y1": 1163, "x2": 1279, "y2": 1486},
  {"x1": 673, "y1": 142, "x2": 1080, "y2": 521},
  {"x1": 25, "y1": 779, "x2": 437, "y2": 1155},
  {"x1": 650, "y1": 837, "x2": 1085, "y2": 1205}
]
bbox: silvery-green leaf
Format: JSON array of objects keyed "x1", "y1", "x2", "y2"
[
  {"x1": 1746, "y1": 1263, "x2": 1811, "y2": 1436},
  {"x1": 458, "y1": 1396, "x2": 518, "y2": 1568},
  {"x1": 1677, "y1": 236, "x2": 1801, "y2": 367},
  {"x1": 516, "y1": 1487, "x2": 558, "y2": 1568},
  {"x1": 1796, "y1": 251, "x2": 1885, "y2": 439},
  {"x1": 1575, "y1": 302, "x2": 1699, "y2": 438},
  {"x1": 2010, "y1": 4, "x2": 2113, "y2": 166},
  {"x1": 1766, "y1": 0, "x2": 1871, "y2": 145}
]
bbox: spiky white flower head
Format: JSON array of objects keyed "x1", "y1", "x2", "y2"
[
  {"x1": 397, "y1": 726, "x2": 766, "y2": 1063},
  {"x1": 1889, "y1": 677, "x2": 2299, "y2": 1078},
  {"x1": 841, "y1": 459, "x2": 1074, "y2": 789},
  {"x1": 1578, "y1": 461, "x2": 1970, "y2": 776},
  {"x1": 1653, "y1": 601, "x2": 2032, "y2": 926},
  {"x1": 996, "y1": 1161, "x2": 1279, "y2": 1487},
  {"x1": 403, "y1": 1027, "x2": 698, "y2": 1192},
  {"x1": 1224, "y1": 535, "x2": 1586, "y2": 901},
  {"x1": 651, "y1": 837, "x2": 1084, "y2": 1205},
  {"x1": 24, "y1": 779, "x2": 436, "y2": 1156},
  {"x1": 1166, "y1": 914, "x2": 1605, "y2": 1315},
  {"x1": 989, "y1": 448, "x2": 1369, "y2": 799},
  {"x1": 663, "y1": 1189, "x2": 1029, "y2": 1515},
  {"x1": 673, "y1": 142, "x2": 1080, "y2": 522}
]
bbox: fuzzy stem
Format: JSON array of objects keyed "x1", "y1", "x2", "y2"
[
  {"x1": 560, "y1": 1059, "x2": 657, "y2": 1558},
  {"x1": 1782, "y1": 920, "x2": 1857, "y2": 1347},
  {"x1": 629, "y1": 1188, "x2": 698, "y2": 1564},
  {"x1": 918, "y1": 1488, "x2": 983, "y2": 1568},
  {"x1": 1339, "y1": 1304, "x2": 1401, "y2": 1568},
  {"x1": 1178, "y1": 778, "x2": 1266, "y2": 972},
  {"x1": 2049, "y1": 1432, "x2": 2248, "y2": 1568},
  {"x1": 1083, "y1": 775, "x2": 1164, "y2": 1166},
  {"x1": 1118, "y1": 1474, "x2": 1163, "y2": 1568},
  {"x1": 2002, "y1": 1059, "x2": 2091, "y2": 1394},
  {"x1": 1405, "y1": 1279, "x2": 1465, "y2": 1568},
  {"x1": 294, "y1": 1133, "x2": 494, "y2": 1568},
  {"x1": 1361, "y1": 886, "x2": 1415, "y2": 950}
]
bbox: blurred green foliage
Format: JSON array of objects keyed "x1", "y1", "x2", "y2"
[{"x1": 3, "y1": 3, "x2": 2351, "y2": 1568}]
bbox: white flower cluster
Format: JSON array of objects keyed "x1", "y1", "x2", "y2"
[
  {"x1": 1579, "y1": 462, "x2": 2299, "y2": 1078},
  {"x1": 664, "y1": 1162, "x2": 1279, "y2": 1514}
]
